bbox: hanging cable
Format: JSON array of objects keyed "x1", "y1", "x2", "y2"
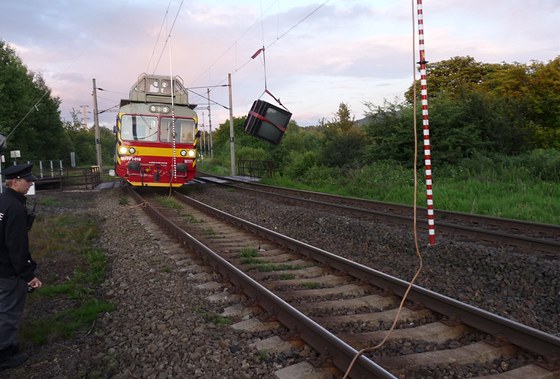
[
  {"x1": 168, "y1": 25, "x2": 177, "y2": 193},
  {"x1": 250, "y1": 46, "x2": 288, "y2": 111},
  {"x1": 341, "y1": 1, "x2": 426, "y2": 376}
]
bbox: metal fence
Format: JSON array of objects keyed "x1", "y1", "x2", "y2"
[
  {"x1": 237, "y1": 160, "x2": 275, "y2": 178},
  {"x1": 1, "y1": 160, "x2": 102, "y2": 190}
]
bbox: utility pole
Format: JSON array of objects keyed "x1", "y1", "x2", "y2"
[
  {"x1": 200, "y1": 111, "x2": 203, "y2": 158},
  {"x1": 228, "y1": 73, "x2": 235, "y2": 176},
  {"x1": 207, "y1": 88, "x2": 214, "y2": 158},
  {"x1": 92, "y1": 78, "x2": 102, "y2": 171}
]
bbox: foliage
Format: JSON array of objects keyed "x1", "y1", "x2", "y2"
[
  {"x1": 362, "y1": 100, "x2": 420, "y2": 165},
  {"x1": 283, "y1": 150, "x2": 319, "y2": 180},
  {"x1": 367, "y1": 56, "x2": 560, "y2": 165},
  {"x1": 0, "y1": 40, "x2": 71, "y2": 161},
  {"x1": 22, "y1": 211, "x2": 114, "y2": 345},
  {"x1": 316, "y1": 103, "x2": 368, "y2": 168},
  {"x1": 1, "y1": 40, "x2": 115, "y2": 167},
  {"x1": 523, "y1": 149, "x2": 560, "y2": 181},
  {"x1": 2, "y1": 41, "x2": 559, "y2": 223},
  {"x1": 63, "y1": 109, "x2": 115, "y2": 167},
  {"x1": 211, "y1": 115, "x2": 322, "y2": 176}
]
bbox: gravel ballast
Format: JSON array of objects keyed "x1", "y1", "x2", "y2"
[
  {"x1": 4, "y1": 184, "x2": 559, "y2": 378},
  {"x1": 186, "y1": 185, "x2": 560, "y2": 337}
]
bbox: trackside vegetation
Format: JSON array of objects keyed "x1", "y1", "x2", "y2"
[
  {"x1": 1, "y1": 40, "x2": 558, "y2": 224},
  {"x1": 20, "y1": 206, "x2": 114, "y2": 345},
  {"x1": 200, "y1": 56, "x2": 560, "y2": 225}
]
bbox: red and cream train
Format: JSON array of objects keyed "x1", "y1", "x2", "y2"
[{"x1": 114, "y1": 73, "x2": 198, "y2": 187}]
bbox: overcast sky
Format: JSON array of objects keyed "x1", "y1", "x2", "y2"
[{"x1": 1, "y1": 0, "x2": 558, "y2": 130}]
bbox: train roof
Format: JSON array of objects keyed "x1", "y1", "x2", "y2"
[{"x1": 127, "y1": 73, "x2": 191, "y2": 106}]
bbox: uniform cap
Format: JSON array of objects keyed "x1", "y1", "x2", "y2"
[{"x1": 2, "y1": 163, "x2": 37, "y2": 180}]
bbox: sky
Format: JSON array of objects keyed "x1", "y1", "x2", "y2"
[{"x1": 1, "y1": 0, "x2": 558, "y2": 131}]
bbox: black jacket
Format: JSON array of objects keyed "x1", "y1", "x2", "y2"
[{"x1": 0, "y1": 188, "x2": 37, "y2": 281}]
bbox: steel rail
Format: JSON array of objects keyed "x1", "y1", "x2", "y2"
[
  {"x1": 129, "y1": 189, "x2": 396, "y2": 379},
  {"x1": 195, "y1": 174, "x2": 560, "y2": 254},
  {"x1": 177, "y1": 192, "x2": 560, "y2": 360}
]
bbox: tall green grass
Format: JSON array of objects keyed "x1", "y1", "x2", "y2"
[
  {"x1": 197, "y1": 150, "x2": 559, "y2": 224},
  {"x1": 21, "y1": 211, "x2": 114, "y2": 345},
  {"x1": 264, "y1": 158, "x2": 559, "y2": 225}
]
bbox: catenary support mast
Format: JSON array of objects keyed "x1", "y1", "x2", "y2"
[{"x1": 416, "y1": 0, "x2": 436, "y2": 245}]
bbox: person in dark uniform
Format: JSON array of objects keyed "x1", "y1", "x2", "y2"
[{"x1": 0, "y1": 163, "x2": 42, "y2": 370}]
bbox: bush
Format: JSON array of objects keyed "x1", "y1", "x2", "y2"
[
  {"x1": 522, "y1": 149, "x2": 560, "y2": 181},
  {"x1": 283, "y1": 151, "x2": 318, "y2": 180},
  {"x1": 299, "y1": 165, "x2": 342, "y2": 187}
]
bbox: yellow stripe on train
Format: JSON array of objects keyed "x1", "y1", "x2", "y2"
[{"x1": 120, "y1": 145, "x2": 196, "y2": 158}]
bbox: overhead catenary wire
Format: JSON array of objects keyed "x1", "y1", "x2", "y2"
[
  {"x1": 179, "y1": 1, "x2": 331, "y2": 125},
  {"x1": 4, "y1": 90, "x2": 51, "y2": 141},
  {"x1": 3, "y1": 34, "x2": 92, "y2": 141},
  {"x1": 193, "y1": 0, "x2": 331, "y2": 90},
  {"x1": 151, "y1": 0, "x2": 185, "y2": 74},
  {"x1": 146, "y1": 0, "x2": 173, "y2": 74},
  {"x1": 187, "y1": 0, "x2": 280, "y2": 87}
]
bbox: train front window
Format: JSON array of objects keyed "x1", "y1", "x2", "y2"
[
  {"x1": 160, "y1": 118, "x2": 195, "y2": 143},
  {"x1": 121, "y1": 115, "x2": 158, "y2": 141}
]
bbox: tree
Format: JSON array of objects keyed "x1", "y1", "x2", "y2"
[
  {"x1": 362, "y1": 100, "x2": 417, "y2": 165},
  {"x1": 403, "y1": 55, "x2": 560, "y2": 154},
  {"x1": 0, "y1": 40, "x2": 69, "y2": 162},
  {"x1": 318, "y1": 103, "x2": 368, "y2": 167},
  {"x1": 525, "y1": 57, "x2": 560, "y2": 148},
  {"x1": 404, "y1": 56, "x2": 496, "y2": 103}
]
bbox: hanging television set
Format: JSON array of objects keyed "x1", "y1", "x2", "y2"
[{"x1": 243, "y1": 100, "x2": 291, "y2": 145}]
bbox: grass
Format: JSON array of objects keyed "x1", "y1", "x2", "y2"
[
  {"x1": 261, "y1": 160, "x2": 560, "y2": 225},
  {"x1": 239, "y1": 248, "x2": 264, "y2": 264},
  {"x1": 39, "y1": 249, "x2": 107, "y2": 300},
  {"x1": 302, "y1": 282, "x2": 319, "y2": 289},
  {"x1": 239, "y1": 248, "x2": 259, "y2": 258},
  {"x1": 36, "y1": 196, "x2": 63, "y2": 207},
  {"x1": 257, "y1": 349, "x2": 270, "y2": 361},
  {"x1": 179, "y1": 210, "x2": 202, "y2": 223},
  {"x1": 241, "y1": 256, "x2": 265, "y2": 265},
  {"x1": 254, "y1": 263, "x2": 303, "y2": 272},
  {"x1": 203, "y1": 227, "x2": 218, "y2": 237},
  {"x1": 279, "y1": 273, "x2": 296, "y2": 280},
  {"x1": 21, "y1": 300, "x2": 115, "y2": 345},
  {"x1": 194, "y1": 308, "x2": 232, "y2": 326},
  {"x1": 155, "y1": 194, "x2": 182, "y2": 209},
  {"x1": 21, "y1": 211, "x2": 114, "y2": 345}
]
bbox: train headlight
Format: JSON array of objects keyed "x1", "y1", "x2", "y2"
[
  {"x1": 187, "y1": 149, "x2": 196, "y2": 158},
  {"x1": 119, "y1": 146, "x2": 135, "y2": 155},
  {"x1": 148, "y1": 105, "x2": 171, "y2": 114},
  {"x1": 180, "y1": 150, "x2": 187, "y2": 157}
]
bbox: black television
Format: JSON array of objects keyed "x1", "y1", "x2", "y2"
[{"x1": 243, "y1": 100, "x2": 291, "y2": 145}]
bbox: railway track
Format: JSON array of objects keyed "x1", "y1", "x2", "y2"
[
  {"x1": 130, "y1": 188, "x2": 560, "y2": 378},
  {"x1": 195, "y1": 173, "x2": 560, "y2": 255}
]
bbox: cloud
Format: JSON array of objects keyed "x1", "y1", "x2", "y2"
[{"x1": 1, "y1": 0, "x2": 558, "y2": 128}]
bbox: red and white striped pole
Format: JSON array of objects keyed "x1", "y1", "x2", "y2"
[{"x1": 416, "y1": 0, "x2": 436, "y2": 245}]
